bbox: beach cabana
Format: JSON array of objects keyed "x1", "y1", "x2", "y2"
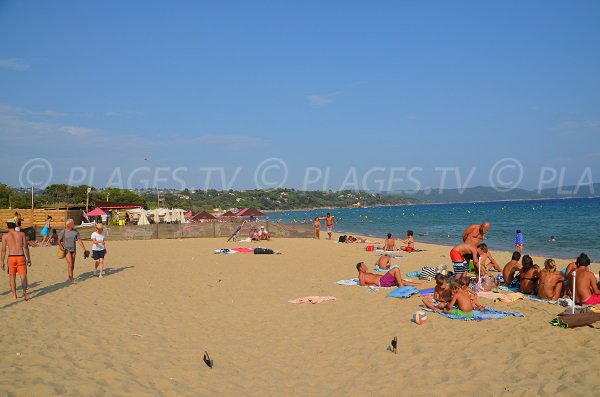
[
  {"x1": 235, "y1": 208, "x2": 264, "y2": 217},
  {"x1": 189, "y1": 211, "x2": 216, "y2": 223},
  {"x1": 220, "y1": 210, "x2": 235, "y2": 218}
]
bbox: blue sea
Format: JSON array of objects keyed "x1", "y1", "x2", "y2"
[{"x1": 272, "y1": 198, "x2": 600, "y2": 261}]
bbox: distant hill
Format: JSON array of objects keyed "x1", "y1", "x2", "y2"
[{"x1": 386, "y1": 183, "x2": 600, "y2": 203}]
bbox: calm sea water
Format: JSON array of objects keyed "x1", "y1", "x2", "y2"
[{"x1": 272, "y1": 198, "x2": 600, "y2": 261}]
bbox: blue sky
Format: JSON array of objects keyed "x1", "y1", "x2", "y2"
[{"x1": 1, "y1": 1, "x2": 599, "y2": 192}]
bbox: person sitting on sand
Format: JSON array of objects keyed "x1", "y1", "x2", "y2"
[
  {"x1": 356, "y1": 262, "x2": 419, "y2": 287},
  {"x1": 449, "y1": 243, "x2": 479, "y2": 279},
  {"x1": 572, "y1": 253, "x2": 600, "y2": 305},
  {"x1": 49, "y1": 228, "x2": 59, "y2": 245},
  {"x1": 375, "y1": 254, "x2": 392, "y2": 270},
  {"x1": 519, "y1": 255, "x2": 539, "y2": 295},
  {"x1": 444, "y1": 281, "x2": 474, "y2": 318},
  {"x1": 458, "y1": 277, "x2": 486, "y2": 310},
  {"x1": 422, "y1": 274, "x2": 452, "y2": 311},
  {"x1": 399, "y1": 230, "x2": 414, "y2": 252},
  {"x1": 537, "y1": 259, "x2": 565, "y2": 301},
  {"x1": 258, "y1": 226, "x2": 270, "y2": 241},
  {"x1": 249, "y1": 227, "x2": 260, "y2": 241},
  {"x1": 1, "y1": 222, "x2": 32, "y2": 301},
  {"x1": 502, "y1": 251, "x2": 522, "y2": 288},
  {"x1": 478, "y1": 243, "x2": 501, "y2": 273},
  {"x1": 383, "y1": 233, "x2": 397, "y2": 251}
]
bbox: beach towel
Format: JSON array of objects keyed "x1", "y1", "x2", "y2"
[
  {"x1": 419, "y1": 287, "x2": 435, "y2": 296},
  {"x1": 288, "y1": 296, "x2": 336, "y2": 304},
  {"x1": 378, "y1": 253, "x2": 405, "y2": 259},
  {"x1": 334, "y1": 278, "x2": 399, "y2": 290},
  {"x1": 374, "y1": 264, "x2": 399, "y2": 273},
  {"x1": 498, "y1": 285, "x2": 521, "y2": 292},
  {"x1": 424, "y1": 308, "x2": 524, "y2": 321},
  {"x1": 386, "y1": 286, "x2": 419, "y2": 299},
  {"x1": 213, "y1": 247, "x2": 255, "y2": 254},
  {"x1": 477, "y1": 291, "x2": 525, "y2": 302},
  {"x1": 406, "y1": 271, "x2": 421, "y2": 278}
]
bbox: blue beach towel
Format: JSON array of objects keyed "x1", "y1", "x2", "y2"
[
  {"x1": 374, "y1": 264, "x2": 399, "y2": 273},
  {"x1": 419, "y1": 287, "x2": 435, "y2": 296},
  {"x1": 406, "y1": 271, "x2": 421, "y2": 278},
  {"x1": 424, "y1": 308, "x2": 524, "y2": 321},
  {"x1": 386, "y1": 286, "x2": 419, "y2": 299}
]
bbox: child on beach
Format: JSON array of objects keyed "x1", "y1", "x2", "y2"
[
  {"x1": 422, "y1": 274, "x2": 452, "y2": 311},
  {"x1": 444, "y1": 281, "x2": 474, "y2": 318},
  {"x1": 514, "y1": 230, "x2": 524, "y2": 254},
  {"x1": 537, "y1": 259, "x2": 565, "y2": 301},
  {"x1": 313, "y1": 217, "x2": 320, "y2": 239},
  {"x1": 400, "y1": 230, "x2": 414, "y2": 252},
  {"x1": 458, "y1": 277, "x2": 486, "y2": 310}
]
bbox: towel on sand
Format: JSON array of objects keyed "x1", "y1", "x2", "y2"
[
  {"x1": 419, "y1": 287, "x2": 435, "y2": 296},
  {"x1": 335, "y1": 278, "x2": 403, "y2": 290},
  {"x1": 214, "y1": 247, "x2": 254, "y2": 254},
  {"x1": 378, "y1": 253, "x2": 406, "y2": 259},
  {"x1": 374, "y1": 264, "x2": 399, "y2": 273},
  {"x1": 424, "y1": 308, "x2": 524, "y2": 321},
  {"x1": 288, "y1": 296, "x2": 336, "y2": 304},
  {"x1": 477, "y1": 291, "x2": 525, "y2": 302},
  {"x1": 386, "y1": 286, "x2": 419, "y2": 299}
]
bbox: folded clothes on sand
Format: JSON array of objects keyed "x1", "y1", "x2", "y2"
[
  {"x1": 288, "y1": 296, "x2": 336, "y2": 304},
  {"x1": 424, "y1": 308, "x2": 524, "y2": 321}
]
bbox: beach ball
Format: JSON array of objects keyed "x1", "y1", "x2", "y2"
[{"x1": 413, "y1": 311, "x2": 427, "y2": 325}]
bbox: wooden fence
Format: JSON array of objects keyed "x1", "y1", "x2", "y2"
[{"x1": 0, "y1": 208, "x2": 83, "y2": 230}]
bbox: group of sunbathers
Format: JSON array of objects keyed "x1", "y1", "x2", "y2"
[
  {"x1": 381, "y1": 231, "x2": 415, "y2": 252},
  {"x1": 504, "y1": 251, "x2": 600, "y2": 304},
  {"x1": 422, "y1": 274, "x2": 486, "y2": 318}
]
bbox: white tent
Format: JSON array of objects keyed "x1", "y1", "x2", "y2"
[
  {"x1": 137, "y1": 209, "x2": 150, "y2": 225},
  {"x1": 163, "y1": 209, "x2": 173, "y2": 223},
  {"x1": 153, "y1": 209, "x2": 161, "y2": 224}
]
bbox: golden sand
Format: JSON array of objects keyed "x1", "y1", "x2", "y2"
[{"x1": 1, "y1": 236, "x2": 599, "y2": 396}]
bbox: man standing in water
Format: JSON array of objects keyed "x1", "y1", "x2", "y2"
[
  {"x1": 325, "y1": 213, "x2": 335, "y2": 240},
  {"x1": 462, "y1": 221, "x2": 491, "y2": 264},
  {"x1": 1, "y1": 222, "x2": 32, "y2": 300},
  {"x1": 58, "y1": 219, "x2": 88, "y2": 281}
]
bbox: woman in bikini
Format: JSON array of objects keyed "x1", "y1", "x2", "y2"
[
  {"x1": 537, "y1": 258, "x2": 565, "y2": 301},
  {"x1": 519, "y1": 255, "x2": 540, "y2": 295},
  {"x1": 313, "y1": 217, "x2": 321, "y2": 239}
]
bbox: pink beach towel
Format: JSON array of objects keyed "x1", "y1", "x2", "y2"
[{"x1": 288, "y1": 296, "x2": 336, "y2": 304}]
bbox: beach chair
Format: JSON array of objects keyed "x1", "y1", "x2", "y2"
[{"x1": 227, "y1": 225, "x2": 242, "y2": 242}]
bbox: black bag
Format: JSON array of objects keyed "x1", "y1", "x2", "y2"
[
  {"x1": 338, "y1": 235, "x2": 347, "y2": 243},
  {"x1": 254, "y1": 248, "x2": 275, "y2": 255}
]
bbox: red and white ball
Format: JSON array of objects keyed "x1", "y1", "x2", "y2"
[{"x1": 413, "y1": 310, "x2": 428, "y2": 325}]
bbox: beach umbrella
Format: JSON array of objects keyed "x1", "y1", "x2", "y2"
[
  {"x1": 138, "y1": 210, "x2": 150, "y2": 225},
  {"x1": 153, "y1": 209, "x2": 161, "y2": 224},
  {"x1": 164, "y1": 209, "x2": 173, "y2": 223},
  {"x1": 184, "y1": 211, "x2": 193, "y2": 218},
  {"x1": 85, "y1": 207, "x2": 107, "y2": 217}
]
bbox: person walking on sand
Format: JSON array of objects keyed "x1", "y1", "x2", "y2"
[
  {"x1": 313, "y1": 217, "x2": 321, "y2": 239},
  {"x1": 40, "y1": 215, "x2": 52, "y2": 246},
  {"x1": 1, "y1": 221, "x2": 32, "y2": 301},
  {"x1": 91, "y1": 223, "x2": 107, "y2": 278},
  {"x1": 58, "y1": 219, "x2": 88, "y2": 281},
  {"x1": 325, "y1": 213, "x2": 334, "y2": 240}
]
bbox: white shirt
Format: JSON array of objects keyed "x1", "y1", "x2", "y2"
[{"x1": 91, "y1": 231, "x2": 105, "y2": 251}]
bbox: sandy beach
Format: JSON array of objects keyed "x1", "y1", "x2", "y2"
[{"x1": 1, "y1": 235, "x2": 599, "y2": 396}]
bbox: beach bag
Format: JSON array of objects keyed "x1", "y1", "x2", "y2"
[
  {"x1": 481, "y1": 275, "x2": 499, "y2": 291},
  {"x1": 254, "y1": 248, "x2": 275, "y2": 255},
  {"x1": 419, "y1": 266, "x2": 438, "y2": 280},
  {"x1": 57, "y1": 247, "x2": 66, "y2": 259},
  {"x1": 338, "y1": 235, "x2": 347, "y2": 243}
]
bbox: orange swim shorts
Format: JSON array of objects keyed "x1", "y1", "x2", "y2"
[{"x1": 8, "y1": 255, "x2": 27, "y2": 277}]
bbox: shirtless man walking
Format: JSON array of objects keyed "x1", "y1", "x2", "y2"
[
  {"x1": 58, "y1": 219, "x2": 88, "y2": 281},
  {"x1": 325, "y1": 213, "x2": 334, "y2": 240},
  {"x1": 1, "y1": 222, "x2": 32, "y2": 300}
]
